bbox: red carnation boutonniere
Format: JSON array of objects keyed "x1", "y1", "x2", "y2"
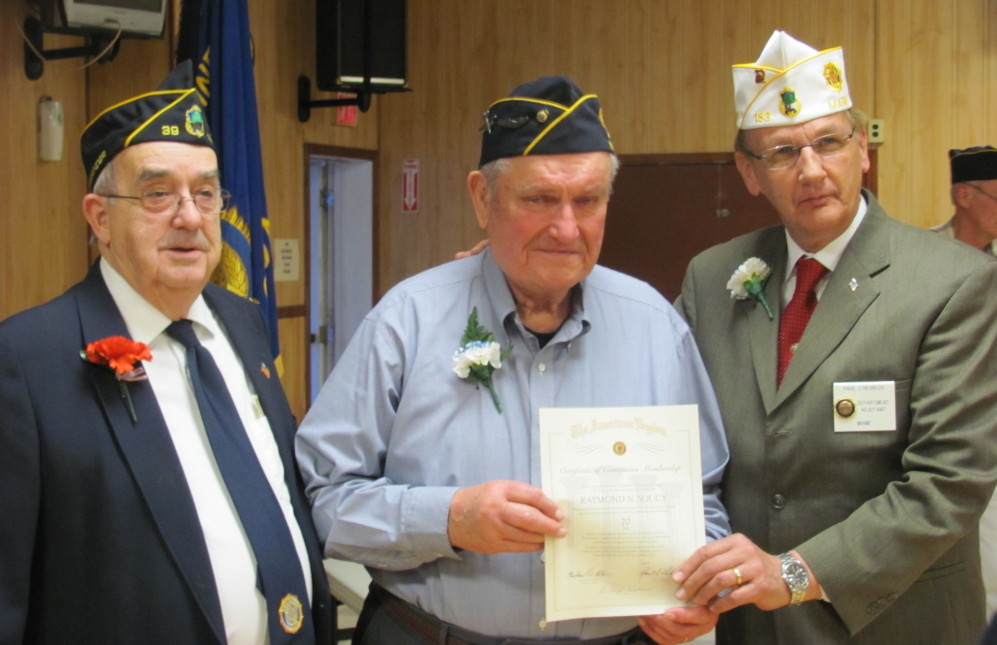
[{"x1": 81, "y1": 336, "x2": 153, "y2": 422}]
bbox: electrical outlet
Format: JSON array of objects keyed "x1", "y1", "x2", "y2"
[{"x1": 868, "y1": 118, "x2": 885, "y2": 144}]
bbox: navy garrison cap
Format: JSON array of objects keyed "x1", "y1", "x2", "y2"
[
  {"x1": 950, "y1": 146, "x2": 997, "y2": 184},
  {"x1": 81, "y1": 60, "x2": 214, "y2": 190},
  {"x1": 478, "y1": 76, "x2": 613, "y2": 167}
]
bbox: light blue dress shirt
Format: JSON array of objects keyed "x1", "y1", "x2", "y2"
[{"x1": 296, "y1": 250, "x2": 730, "y2": 639}]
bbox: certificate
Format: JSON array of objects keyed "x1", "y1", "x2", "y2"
[{"x1": 540, "y1": 405, "x2": 704, "y2": 622}]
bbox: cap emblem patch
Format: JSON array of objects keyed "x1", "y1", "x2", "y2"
[
  {"x1": 779, "y1": 88, "x2": 801, "y2": 117},
  {"x1": 185, "y1": 105, "x2": 207, "y2": 138},
  {"x1": 823, "y1": 62, "x2": 843, "y2": 92}
]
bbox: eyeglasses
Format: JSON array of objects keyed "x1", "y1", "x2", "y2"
[
  {"x1": 99, "y1": 188, "x2": 231, "y2": 215},
  {"x1": 746, "y1": 130, "x2": 856, "y2": 171},
  {"x1": 966, "y1": 183, "x2": 997, "y2": 204}
]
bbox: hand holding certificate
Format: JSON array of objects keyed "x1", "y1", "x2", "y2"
[{"x1": 540, "y1": 405, "x2": 705, "y2": 622}]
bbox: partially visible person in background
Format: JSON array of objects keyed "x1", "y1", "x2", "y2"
[
  {"x1": 932, "y1": 145, "x2": 997, "y2": 256},
  {"x1": 933, "y1": 144, "x2": 997, "y2": 624}
]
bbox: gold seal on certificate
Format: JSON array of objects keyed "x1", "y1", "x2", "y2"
[{"x1": 539, "y1": 405, "x2": 705, "y2": 622}]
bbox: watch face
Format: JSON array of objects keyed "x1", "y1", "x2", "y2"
[{"x1": 784, "y1": 562, "x2": 808, "y2": 589}]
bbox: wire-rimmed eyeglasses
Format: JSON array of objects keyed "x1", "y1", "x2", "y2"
[
  {"x1": 745, "y1": 130, "x2": 857, "y2": 171},
  {"x1": 99, "y1": 188, "x2": 231, "y2": 215}
]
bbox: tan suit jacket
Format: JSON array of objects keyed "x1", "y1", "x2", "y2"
[{"x1": 677, "y1": 191, "x2": 997, "y2": 644}]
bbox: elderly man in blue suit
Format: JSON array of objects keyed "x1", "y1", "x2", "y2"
[{"x1": 0, "y1": 63, "x2": 330, "y2": 644}]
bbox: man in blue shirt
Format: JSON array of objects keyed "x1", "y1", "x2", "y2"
[{"x1": 296, "y1": 76, "x2": 730, "y2": 645}]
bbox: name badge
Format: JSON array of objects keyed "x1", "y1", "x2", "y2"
[{"x1": 832, "y1": 381, "x2": 896, "y2": 432}]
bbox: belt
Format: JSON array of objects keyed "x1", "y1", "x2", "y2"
[{"x1": 368, "y1": 583, "x2": 648, "y2": 645}]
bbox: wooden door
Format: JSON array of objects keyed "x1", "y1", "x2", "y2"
[
  {"x1": 601, "y1": 152, "x2": 878, "y2": 302},
  {"x1": 601, "y1": 153, "x2": 776, "y2": 302}
]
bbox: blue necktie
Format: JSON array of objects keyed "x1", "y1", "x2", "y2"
[{"x1": 167, "y1": 319, "x2": 314, "y2": 644}]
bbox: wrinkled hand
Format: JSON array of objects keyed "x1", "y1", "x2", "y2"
[
  {"x1": 637, "y1": 605, "x2": 718, "y2": 644},
  {"x1": 448, "y1": 480, "x2": 565, "y2": 554},
  {"x1": 673, "y1": 533, "x2": 801, "y2": 613},
  {"x1": 454, "y1": 239, "x2": 489, "y2": 260}
]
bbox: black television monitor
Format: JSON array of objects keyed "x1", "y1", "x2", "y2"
[{"x1": 40, "y1": 0, "x2": 167, "y2": 38}]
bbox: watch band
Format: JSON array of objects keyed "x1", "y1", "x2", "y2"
[{"x1": 778, "y1": 552, "x2": 809, "y2": 606}]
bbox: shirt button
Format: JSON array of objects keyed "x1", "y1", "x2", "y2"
[
  {"x1": 538, "y1": 363, "x2": 547, "y2": 373},
  {"x1": 771, "y1": 494, "x2": 787, "y2": 510}
]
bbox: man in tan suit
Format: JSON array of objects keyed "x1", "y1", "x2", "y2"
[{"x1": 667, "y1": 31, "x2": 997, "y2": 644}]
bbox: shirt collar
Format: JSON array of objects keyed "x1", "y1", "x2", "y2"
[
  {"x1": 784, "y1": 193, "x2": 867, "y2": 278},
  {"x1": 479, "y1": 249, "x2": 589, "y2": 343},
  {"x1": 99, "y1": 258, "x2": 215, "y2": 343}
]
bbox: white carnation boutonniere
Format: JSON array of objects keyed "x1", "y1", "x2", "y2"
[
  {"x1": 726, "y1": 257, "x2": 774, "y2": 320},
  {"x1": 452, "y1": 307, "x2": 511, "y2": 413}
]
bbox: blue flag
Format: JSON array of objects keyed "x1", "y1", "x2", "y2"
[{"x1": 177, "y1": 0, "x2": 280, "y2": 359}]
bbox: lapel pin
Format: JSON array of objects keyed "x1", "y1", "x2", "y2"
[
  {"x1": 848, "y1": 278, "x2": 859, "y2": 292},
  {"x1": 260, "y1": 363, "x2": 271, "y2": 379}
]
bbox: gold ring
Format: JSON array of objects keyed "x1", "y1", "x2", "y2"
[{"x1": 732, "y1": 566, "x2": 743, "y2": 586}]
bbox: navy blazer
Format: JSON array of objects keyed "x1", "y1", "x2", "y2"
[{"x1": 0, "y1": 263, "x2": 331, "y2": 644}]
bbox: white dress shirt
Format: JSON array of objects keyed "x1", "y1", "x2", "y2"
[
  {"x1": 100, "y1": 259, "x2": 311, "y2": 645},
  {"x1": 782, "y1": 196, "x2": 868, "y2": 304}
]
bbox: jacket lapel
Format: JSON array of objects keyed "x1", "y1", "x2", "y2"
[
  {"x1": 204, "y1": 286, "x2": 332, "y2": 624},
  {"x1": 76, "y1": 265, "x2": 226, "y2": 642},
  {"x1": 745, "y1": 232, "x2": 788, "y2": 414},
  {"x1": 202, "y1": 285, "x2": 290, "y2": 446},
  {"x1": 202, "y1": 287, "x2": 303, "y2": 505},
  {"x1": 773, "y1": 193, "x2": 889, "y2": 407}
]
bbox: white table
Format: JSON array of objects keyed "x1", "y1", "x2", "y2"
[{"x1": 324, "y1": 558, "x2": 372, "y2": 640}]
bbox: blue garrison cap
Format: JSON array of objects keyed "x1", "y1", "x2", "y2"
[
  {"x1": 478, "y1": 76, "x2": 613, "y2": 168},
  {"x1": 950, "y1": 146, "x2": 997, "y2": 184}
]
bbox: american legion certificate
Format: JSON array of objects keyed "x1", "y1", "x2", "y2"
[{"x1": 539, "y1": 405, "x2": 704, "y2": 622}]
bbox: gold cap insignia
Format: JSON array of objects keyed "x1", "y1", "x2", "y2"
[{"x1": 823, "y1": 62, "x2": 844, "y2": 92}]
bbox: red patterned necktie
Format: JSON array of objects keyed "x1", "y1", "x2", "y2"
[{"x1": 777, "y1": 257, "x2": 828, "y2": 384}]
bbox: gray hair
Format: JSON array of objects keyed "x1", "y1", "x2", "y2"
[
  {"x1": 479, "y1": 153, "x2": 621, "y2": 198},
  {"x1": 91, "y1": 160, "x2": 116, "y2": 195}
]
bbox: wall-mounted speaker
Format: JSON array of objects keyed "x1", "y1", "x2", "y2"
[{"x1": 315, "y1": 0, "x2": 407, "y2": 92}]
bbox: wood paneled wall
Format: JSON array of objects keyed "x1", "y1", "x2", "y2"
[
  {"x1": 3, "y1": 0, "x2": 996, "y2": 417},
  {"x1": 1, "y1": 4, "x2": 90, "y2": 320},
  {"x1": 375, "y1": 0, "x2": 879, "y2": 290},
  {"x1": 876, "y1": 0, "x2": 997, "y2": 227}
]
